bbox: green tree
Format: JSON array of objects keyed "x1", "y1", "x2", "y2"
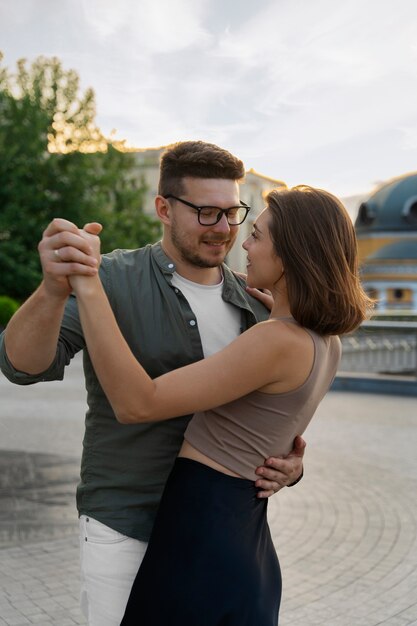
[
  {"x1": 85, "y1": 144, "x2": 161, "y2": 253},
  {"x1": 0, "y1": 53, "x2": 160, "y2": 301}
]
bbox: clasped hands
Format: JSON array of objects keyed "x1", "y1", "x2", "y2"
[{"x1": 38, "y1": 218, "x2": 103, "y2": 298}]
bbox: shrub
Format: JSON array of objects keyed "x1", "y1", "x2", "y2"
[{"x1": 0, "y1": 295, "x2": 19, "y2": 328}]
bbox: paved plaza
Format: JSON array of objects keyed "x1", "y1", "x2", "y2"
[{"x1": 0, "y1": 354, "x2": 416, "y2": 625}]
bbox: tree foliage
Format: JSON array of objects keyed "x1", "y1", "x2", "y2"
[
  {"x1": 0, "y1": 53, "x2": 161, "y2": 301},
  {"x1": 0, "y1": 295, "x2": 20, "y2": 329}
]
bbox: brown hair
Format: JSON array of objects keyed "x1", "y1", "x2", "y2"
[
  {"x1": 158, "y1": 140, "x2": 245, "y2": 196},
  {"x1": 266, "y1": 185, "x2": 373, "y2": 335}
]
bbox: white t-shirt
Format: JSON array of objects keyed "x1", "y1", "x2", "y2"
[{"x1": 171, "y1": 272, "x2": 241, "y2": 357}]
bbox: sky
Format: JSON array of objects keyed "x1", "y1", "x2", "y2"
[{"x1": 1, "y1": 0, "x2": 417, "y2": 202}]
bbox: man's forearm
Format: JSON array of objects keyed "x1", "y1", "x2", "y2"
[{"x1": 4, "y1": 282, "x2": 67, "y2": 374}]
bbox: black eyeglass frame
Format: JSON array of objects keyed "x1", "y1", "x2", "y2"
[{"x1": 164, "y1": 194, "x2": 251, "y2": 226}]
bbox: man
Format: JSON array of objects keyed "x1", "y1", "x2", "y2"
[{"x1": 0, "y1": 141, "x2": 304, "y2": 626}]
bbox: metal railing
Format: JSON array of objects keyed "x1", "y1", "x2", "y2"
[
  {"x1": 339, "y1": 321, "x2": 417, "y2": 379},
  {"x1": 333, "y1": 321, "x2": 417, "y2": 395}
]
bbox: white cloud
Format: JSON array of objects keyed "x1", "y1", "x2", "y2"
[
  {"x1": 80, "y1": 0, "x2": 127, "y2": 38},
  {"x1": 399, "y1": 124, "x2": 417, "y2": 151},
  {"x1": 81, "y1": 0, "x2": 212, "y2": 52},
  {"x1": 2, "y1": 0, "x2": 417, "y2": 195}
]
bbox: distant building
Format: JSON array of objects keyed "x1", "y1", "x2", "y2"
[
  {"x1": 355, "y1": 172, "x2": 417, "y2": 313},
  {"x1": 133, "y1": 148, "x2": 285, "y2": 273},
  {"x1": 132, "y1": 146, "x2": 165, "y2": 213}
]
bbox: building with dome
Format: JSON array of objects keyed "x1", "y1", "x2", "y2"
[{"x1": 355, "y1": 172, "x2": 417, "y2": 313}]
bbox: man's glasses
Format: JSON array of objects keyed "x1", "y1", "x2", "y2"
[{"x1": 164, "y1": 195, "x2": 250, "y2": 226}]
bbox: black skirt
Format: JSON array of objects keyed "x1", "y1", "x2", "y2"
[{"x1": 121, "y1": 457, "x2": 281, "y2": 626}]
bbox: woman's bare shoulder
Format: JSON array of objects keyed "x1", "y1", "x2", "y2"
[
  {"x1": 254, "y1": 317, "x2": 312, "y2": 349},
  {"x1": 252, "y1": 319, "x2": 315, "y2": 393}
]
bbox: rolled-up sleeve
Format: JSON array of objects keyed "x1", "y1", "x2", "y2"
[{"x1": 0, "y1": 293, "x2": 85, "y2": 385}]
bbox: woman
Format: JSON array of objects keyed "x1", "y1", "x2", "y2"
[{"x1": 70, "y1": 185, "x2": 372, "y2": 625}]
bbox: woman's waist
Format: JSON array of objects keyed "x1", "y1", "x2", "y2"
[{"x1": 178, "y1": 440, "x2": 244, "y2": 479}]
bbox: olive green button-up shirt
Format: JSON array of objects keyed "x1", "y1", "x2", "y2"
[{"x1": 0, "y1": 242, "x2": 269, "y2": 541}]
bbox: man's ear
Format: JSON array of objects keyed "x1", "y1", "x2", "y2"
[{"x1": 155, "y1": 195, "x2": 171, "y2": 225}]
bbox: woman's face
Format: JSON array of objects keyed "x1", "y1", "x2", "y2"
[{"x1": 242, "y1": 208, "x2": 283, "y2": 290}]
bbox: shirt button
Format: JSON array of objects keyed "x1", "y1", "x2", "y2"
[
  {"x1": 175, "y1": 288, "x2": 179, "y2": 293},
  {"x1": 189, "y1": 320, "x2": 196, "y2": 326},
  {"x1": 168, "y1": 263, "x2": 174, "y2": 269}
]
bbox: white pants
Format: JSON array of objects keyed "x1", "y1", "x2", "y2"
[{"x1": 79, "y1": 515, "x2": 148, "y2": 626}]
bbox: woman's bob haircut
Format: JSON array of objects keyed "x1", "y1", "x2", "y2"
[{"x1": 266, "y1": 185, "x2": 373, "y2": 336}]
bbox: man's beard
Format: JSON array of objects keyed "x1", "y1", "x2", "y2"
[{"x1": 171, "y1": 220, "x2": 232, "y2": 268}]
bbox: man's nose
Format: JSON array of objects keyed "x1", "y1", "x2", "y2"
[{"x1": 212, "y1": 212, "x2": 231, "y2": 233}]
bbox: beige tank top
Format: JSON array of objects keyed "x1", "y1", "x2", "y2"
[{"x1": 184, "y1": 320, "x2": 341, "y2": 481}]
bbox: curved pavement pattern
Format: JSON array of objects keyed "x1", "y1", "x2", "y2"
[{"x1": 0, "y1": 354, "x2": 416, "y2": 625}]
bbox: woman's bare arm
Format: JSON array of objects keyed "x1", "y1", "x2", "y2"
[{"x1": 71, "y1": 274, "x2": 298, "y2": 424}]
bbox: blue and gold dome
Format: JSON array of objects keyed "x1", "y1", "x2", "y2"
[
  {"x1": 355, "y1": 172, "x2": 417, "y2": 312},
  {"x1": 356, "y1": 172, "x2": 417, "y2": 234}
]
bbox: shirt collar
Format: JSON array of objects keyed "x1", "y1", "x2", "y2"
[
  {"x1": 150, "y1": 241, "x2": 255, "y2": 312},
  {"x1": 151, "y1": 241, "x2": 176, "y2": 276}
]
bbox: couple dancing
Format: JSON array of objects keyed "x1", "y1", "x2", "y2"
[
  {"x1": 55, "y1": 169, "x2": 369, "y2": 624},
  {"x1": 2, "y1": 141, "x2": 371, "y2": 625}
]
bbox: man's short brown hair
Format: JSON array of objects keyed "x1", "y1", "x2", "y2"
[{"x1": 158, "y1": 140, "x2": 245, "y2": 197}]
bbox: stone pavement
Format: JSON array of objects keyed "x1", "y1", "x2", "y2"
[{"x1": 1, "y1": 354, "x2": 416, "y2": 625}]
